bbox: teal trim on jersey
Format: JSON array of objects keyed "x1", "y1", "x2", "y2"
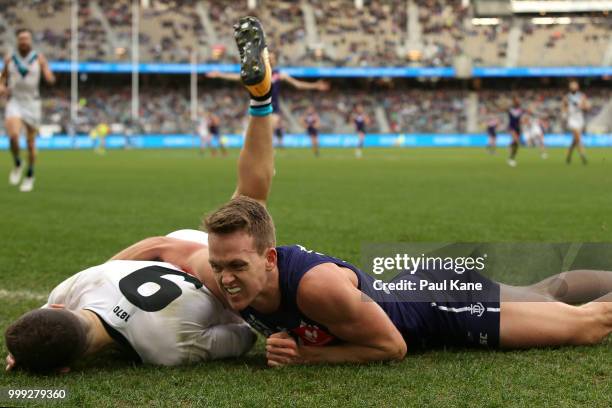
[{"x1": 12, "y1": 51, "x2": 38, "y2": 78}]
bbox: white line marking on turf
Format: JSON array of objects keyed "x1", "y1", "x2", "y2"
[{"x1": 0, "y1": 289, "x2": 47, "y2": 302}]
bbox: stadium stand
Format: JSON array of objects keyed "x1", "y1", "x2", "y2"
[
  {"x1": 0, "y1": 1, "x2": 609, "y2": 137},
  {"x1": 1, "y1": 0, "x2": 609, "y2": 67},
  {"x1": 518, "y1": 16, "x2": 611, "y2": 67},
  {"x1": 26, "y1": 82, "x2": 607, "y2": 135}
]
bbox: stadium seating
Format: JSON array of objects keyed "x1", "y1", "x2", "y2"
[
  {"x1": 0, "y1": 1, "x2": 609, "y2": 136},
  {"x1": 1, "y1": 0, "x2": 609, "y2": 67},
  {"x1": 518, "y1": 16, "x2": 611, "y2": 66},
  {"x1": 28, "y1": 82, "x2": 607, "y2": 135}
]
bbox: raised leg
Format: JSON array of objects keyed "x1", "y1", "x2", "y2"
[{"x1": 231, "y1": 16, "x2": 274, "y2": 205}]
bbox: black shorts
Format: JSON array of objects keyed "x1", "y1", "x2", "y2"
[
  {"x1": 487, "y1": 126, "x2": 497, "y2": 138},
  {"x1": 509, "y1": 125, "x2": 521, "y2": 135},
  {"x1": 390, "y1": 269, "x2": 501, "y2": 349},
  {"x1": 307, "y1": 127, "x2": 318, "y2": 137}
]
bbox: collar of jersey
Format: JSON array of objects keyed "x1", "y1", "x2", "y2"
[{"x1": 12, "y1": 51, "x2": 38, "y2": 78}]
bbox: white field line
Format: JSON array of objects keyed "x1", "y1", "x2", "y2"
[{"x1": 0, "y1": 289, "x2": 47, "y2": 302}]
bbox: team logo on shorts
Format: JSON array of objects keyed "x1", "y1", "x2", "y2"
[{"x1": 470, "y1": 302, "x2": 485, "y2": 317}]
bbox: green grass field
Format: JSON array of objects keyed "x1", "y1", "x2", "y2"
[{"x1": 1, "y1": 147, "x2": 611, "y2": 407}]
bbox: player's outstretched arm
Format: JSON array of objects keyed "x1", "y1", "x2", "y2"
[
  {"x1": 38, "y1": 54, "x2": 56, "y2": 85},
  {"x1": 281, "y1": 73, "x2": 329, "y2": 91},
  {"x1": 266, "y1": 264, "x2": 407, "y2": 366},
  {"x1": 206, "y1": 71, "x2": 241, "y2": 81},
  {"x1": 109, "y1": 237, "x2": 202, "y2": 273},
  {"x1": 0, "y1": 56, "x2": 9, "y2": 97},
  {"x1": 190, "y1": 323, "x2": 257, "y2": 361}
]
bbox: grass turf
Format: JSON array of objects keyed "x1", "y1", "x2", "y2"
[{"x1": 0, "y1": 147, "x2": 610, "y2": 407}]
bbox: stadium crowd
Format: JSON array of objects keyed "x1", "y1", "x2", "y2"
[
  {"x1": 0, "y1": 0, "x2": 609, "y2": 66},
  {"x1": 21, "y1": 83, "x2": 608, "y2": 135}
]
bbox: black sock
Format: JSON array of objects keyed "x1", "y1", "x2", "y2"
[
  {"x1": 510, "y1": 142, "x2": 518, "y2": 159},
  {"x1": 13, "y1": 156, "x2": 21, "y2": 168},
  {"x1": 26, "y1": 165, "x2": 34, "y2": 178}
]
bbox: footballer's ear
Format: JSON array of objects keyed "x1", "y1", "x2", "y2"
[{"x1": 265, "y1": 247, "x2": 277, "y2": 270}]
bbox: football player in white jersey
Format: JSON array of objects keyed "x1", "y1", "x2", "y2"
[
  {"x1": 0, "y1": 28, "x2": 56, "y2": 192},
  {"x1": 5, "y1": 256, "x2": 255, "y2": 372},
  {"x1": 563, "y1": 80, "x2": 589, "y2": 165},
  {"x1": 524, "y1": 112, "x2": 547, "y2": 159},
  {"x1": 4, "y1": 19, "x2": 278, "y2": 373}
]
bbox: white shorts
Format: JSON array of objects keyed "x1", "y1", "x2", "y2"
[
  {"x1": 166, "y1": 229, "x2": 209, "y2": 246},
  {"x1": 567, "y1": 116, "x2": 584, "y2": 132},
  {"x1": 5, "y1": 98, "x2": 42, "y2": 129},
  {"x1": 526, "y1": 127, "x2": 542, "y2": 141}
]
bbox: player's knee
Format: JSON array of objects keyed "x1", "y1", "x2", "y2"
[
  {"x1": 383, "y1": 338, "x2": 407, "y2": 361},
  {"x1": 395, "y1": 341, "x2": 408, "y2": 360}
]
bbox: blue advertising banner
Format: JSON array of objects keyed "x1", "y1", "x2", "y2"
[
  {"x1": 1, "y1": 134, "x2": 611, "y2": 149},
  {"x1": 1, "y1": 61, "x2": 609, "y2": 77}
]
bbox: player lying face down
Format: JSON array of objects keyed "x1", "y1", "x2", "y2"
[
  {"x1": 199, "y1": 197, "x2": 612, "y2": 366},
  {"x1": 5, "y1": 257, "x2": 256, "y2": 374}
]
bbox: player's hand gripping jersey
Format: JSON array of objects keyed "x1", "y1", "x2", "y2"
[{"x1": 44, "y1": 259, "x2": 255, "y2": 365}]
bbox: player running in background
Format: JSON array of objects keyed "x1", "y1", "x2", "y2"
[
  {"x1": 301, "y1": 106, "x2": 320, "y2": 157},
  {"x1": 485, "y1": 115, "x2": 498, "y2": 154},
  {"x1": 90, "y1": 122, "x2": 110, "y2": 155},
  {"x1": 197, "y1": 111, "x2": 227, "y2": 156},
  {"x1": 274, "y1": 116, "x2": 285, "y2": 149},
  {"x1": 506, "y1": 96, "x2": 524, "y2": 167},
  {"x1": 524, "y1": 112, "x2": 547, "y2": 159},
  {"x1": 207, "y1": 52, "x2": 328, "y2": 149},
  {"x1": 0, "y1": 28, "x2": 55, "y2": 192},
  {"x1": 563, "y1": 80, "x2": 590, "y2": 165},
  {"x1": 352, "y1": 104, "x2": 370, "y2": 158}
]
